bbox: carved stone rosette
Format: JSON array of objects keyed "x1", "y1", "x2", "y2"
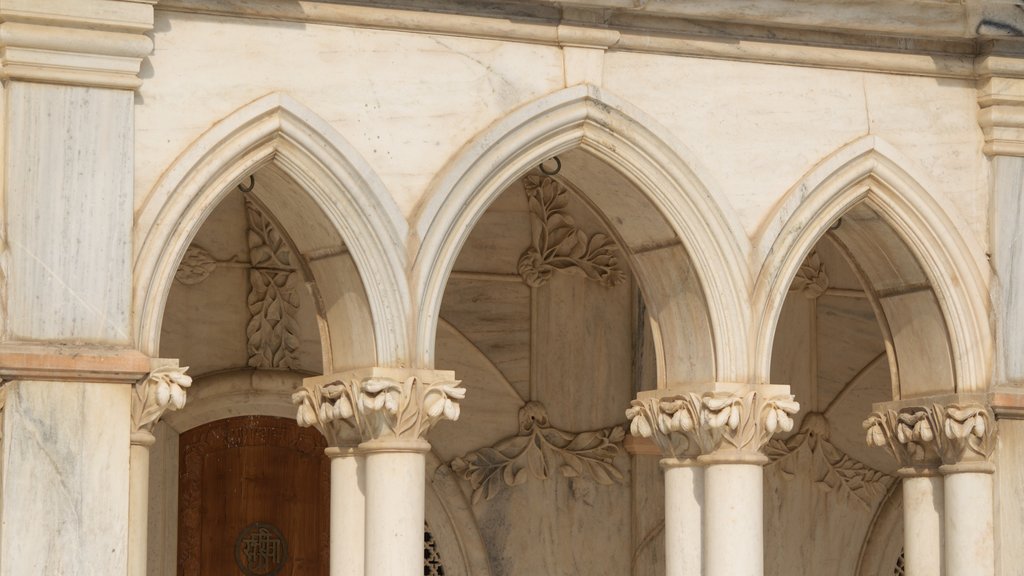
[
  {"x1": 626, "y1": 388, "x2": 799, "y2": 462},
  {"x1": 862, "y1": 400, "x2": 996, "y2": 470},
  {"x1": 295, "y1": 369, "x2": 465, "y2": 449},
  {"x1": 131, "y1": 365, "x2": 193, "y2": 440}
]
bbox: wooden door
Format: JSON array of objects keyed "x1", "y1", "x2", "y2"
[{"x1": 178, "y1": 416, "x2": 329, "y2": 576}]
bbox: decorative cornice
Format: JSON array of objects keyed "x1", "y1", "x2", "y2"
[
  {"x1": 863, "y1": 398, "x2": 996, "y2": 470},
  {"x1": 0, "y1": 0, "x2": 154, "y2": 90},
  {"x1": 626, "y1": 385, "x2": 799, "y2": 463},
  {"x1": 295, "y1": 368, "x2": 464, "y2": 449},
  {"x1": 518, "y1": 174, "x2": 624, "y2": 288},
  {"x1": 131, "y1": 364, "x2": 192, "y2": 438},
  {"x1": 450, "y1": 401, "x2": 625, "y2": 504}
]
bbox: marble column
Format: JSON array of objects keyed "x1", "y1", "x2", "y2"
[
  {"x1": 296, "y1": 368, "x2": 464, "y2": 576},
  {"x1": 865, "y1": 397, "x2": 998, "y2": 576},
  {"x1": 627, "y1": 385, "x2": 798, "y2": 576},
  {"x1": 128, "y1": 365, "x2": 192, "y2": 576},
  {"x1": 0, "y1": 2, "x2": 154, "y2": 574}
]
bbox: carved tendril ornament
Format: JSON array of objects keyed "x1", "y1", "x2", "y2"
[
  {"x1": 450, "y1": 402, "x2": 625, "y2": 504},
  {"x1": 626, "y1": 390, "x2": 800, "y2": 459},
  {"x1": 863, "y1": 402, "x2": 995, "y2": 466},
  {"x1": 294, "y1": 375, "x2": 466, "y2": 445},
  {"x1": 517, "y1": 174, "x2": 625, "y2": 288}
]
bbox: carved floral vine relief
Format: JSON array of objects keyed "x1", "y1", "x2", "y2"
[
  {"x1": 517, "y1": 174, "x2": 625, "y2": 288},
  {"x1": 244, "y1": 197, "x2": 300, "y2": 370},
  {"x1": 450, "y1": 401, "x2": 626, "y2": 504},
  {"x1": 764, "y1": 412, "x2": 893, "y2": 508}
]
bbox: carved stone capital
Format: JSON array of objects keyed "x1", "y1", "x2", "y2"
[
  {"x1": 626, "y1": 385, "x2": 799, "y2": 463},
  {"x1": 0, "y1": 0, "x2": 155, "y2": 90},
  {"x1": 131, "y1": 364, "x2": 192, "y2": 439},
  {"x1": 863, "y1": 396, "x2": 996, "y2": 470},
  {"x1": 296, "y1": 368, "x2": 464, "y2": 450}
]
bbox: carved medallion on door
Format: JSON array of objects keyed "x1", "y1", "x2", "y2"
[{"x1": 178, "y1": 416, "x2": 329, "y2": 576}]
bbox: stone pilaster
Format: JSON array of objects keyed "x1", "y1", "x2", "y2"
[
  {"x1": 296, "y1": 368, "x2": 464, "y2": 576},
  {"x1": 626, "y1": 384, "x2": 798, "y2": 576},
  {"x1": 864, "y1": 396, "x2": 997, "y2": 576}
]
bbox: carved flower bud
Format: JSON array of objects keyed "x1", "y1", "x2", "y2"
[
  {"x1": 628, "y1": 409, "x2": 652, "y2": 438},
  {"x1": 295, "y1": 401, "x2": 317, "y2": 428},
  {"x1": 155, "y1": 381, "x2": 171, "y2": 407},
  {"x1": 670, "y1": 407, "x2": 693, "y2": 432},
  {"x1": 169, "y1": 383, "x2": 187, "y2": 410},
  {"x1": 865, "y1": 423, "x2": 886, "y2": 447},
  {"x1": 915, "y1": 419, "x2": 934, "y2": 442}
]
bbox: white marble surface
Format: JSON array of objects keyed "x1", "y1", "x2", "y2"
[
  {"x1": 602, "y1": 53, "x2": 985, "y2": 245},
  {"x1": 992, "y1": 156, "x2": 1024, "y2": 386},
  {"x1": 5, "y1": 82, "x2": 133, "y2": 342},
  {"x1": 1, "y1": 381, "x2": 130, "y2": 576},
  {"x1": 136, "y1": 10, "x2": 564, "y2": 217}
]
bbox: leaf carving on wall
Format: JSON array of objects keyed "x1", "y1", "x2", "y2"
[
  {"x1": 244, "y1": 197, "x2": 300, "y2": 369},
  {"x1": 450, "y1": 401, "x2": 626, "y2": 504},
  {"x1": 517, "y1": 174, "x2": 625, "y2": 288},
  {"x1": 789, "y1": 251, "x2": 829, "y2": 299},
  {"x1": 765, "y1": 412, "x2": 893, "y2": 508}
]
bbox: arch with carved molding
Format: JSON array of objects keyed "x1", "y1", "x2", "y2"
[
  {"x1": 133, "y1": 92, "x2": 411, "y2": 370},
  {"x1": 752, "y1": 136, "x2": 990, "y2": 394},
  {"x1": 412, "y1": 84, "x2": 752, "y2": 385}
]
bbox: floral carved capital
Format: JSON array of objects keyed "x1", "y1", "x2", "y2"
[
  {"x1": 625, "y1": 393, "x2": 711, "y2": 460},
  {"x1": 626, "y1": 389, "x2": 799, "y2": 459},
  {"x1": 295, "y1": 371, "x2": 465, "y2": 447},
  {"x1": 131, "y1": 365, "x2": 192, "y2": 436},
  {"x1": 863, "y1": 401, "x2": 995, "y2": 467}
]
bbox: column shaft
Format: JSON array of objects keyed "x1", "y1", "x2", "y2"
[
  {"x1": 704, "y1": 462, "x2": 764, "y2": 576},
  {"x1": 902, "y1": 474, "x2": 944, "y2": 576},
  {"x1": 663, "y1": 461, "x2": 703, "y2": 576},
  {"x1": 128, "y1": 436, "x2": 155, "y2": 576},
  {"x1": 943, "y1": 470, "x2": 994, "y2": 576},
  {"x1": 364, "y1": 448, "x2": 426, "y2": 576},
  {"x1": 330, "y1": 448, "x2": 366, "y2": 576}
]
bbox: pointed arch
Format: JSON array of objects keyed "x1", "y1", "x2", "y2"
[
  {"x1": 134, "y1": 93, "x2": 411, "y2": 368},
  {"x1": 412, "y1": 85, "x2": 752, "y2": 383},
  {"x1": 752, "y1": 136, "x2": 990, "y2": 393}
]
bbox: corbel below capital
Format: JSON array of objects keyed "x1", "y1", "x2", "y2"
[
  {"x1": 295, "y1": 367, "x2": 465, "y2": 452},
  {"x1": 130, "y1": 359, "x2": 192, "y2": 442},
  {"x1": 626, "y1": 383, "x2": 799, "y2": 465},
  {"x1": 0, "y1": 0, "x2": 155, "y2": 90},
  {"x1": 863, "y1": 394, "x2": 996, "y2": 472}
]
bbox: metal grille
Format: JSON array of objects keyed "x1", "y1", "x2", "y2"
[
  {"x1": 894, "y1": 549, "x2": 905, "y2": 576},
  {"x1": 424, "y1": 526, "x2": 446, "y2": 576}
]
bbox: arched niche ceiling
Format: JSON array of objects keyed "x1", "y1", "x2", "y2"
[
  {"x1": 555, "y1": 148, "x2": 715, "y2": 387},
  {"x1": 829, "y1": 202, "x2": 953, "y2": 398}
]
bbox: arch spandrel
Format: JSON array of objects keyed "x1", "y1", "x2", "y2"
[
  {"x1": 134, "y1": 93, "x2": 411, "y2": 370},
  {"x1": 753, "y1": 136, "x2": 990, "y2": 395},
  {"x1": 412, "y1": 84, "x2": 752, "y2": 385}
]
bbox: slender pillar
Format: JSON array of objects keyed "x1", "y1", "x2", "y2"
[
  {"x1": 663, "y1": 461, "x2": 704, "y2": 576},
  {"x1": 627, "y1": 385, "x2": 798, "y2": 576},
  {"x1": 128, "y1": 365, "x2": 193, "y2": 576},
  {"x1": 702, "y1": 456, "x2": 767, "y2": 576},
  {"x1": 363, "y1": 441, "x2": 429, "y2": 576},
  {"x1": 327, "y1": 446, "x2": 366, "y2": 576},
  {"x1": 899, "y1": 470, "x2": 945, "y2": 576},
  {"x1": 297, "y1": 368, "x2": 464, "y2": 576},
  {"x1": 942, "y1": 463, "x2": 994, "y2": 576}
]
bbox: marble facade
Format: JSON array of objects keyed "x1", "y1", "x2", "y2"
[{"x1": 1, "y1": 1, "x2": 1023, "y2": 575}]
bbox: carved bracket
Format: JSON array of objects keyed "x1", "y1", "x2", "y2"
[
  {"x1": 295, "y1": 371, "x2": 465, "y2": 446},
  {"x1": 626, "y1": 388, "x2": 799, "y2": 459},
  {"x1": 863, "y1": 401, "x2": 995, "y2": 467},
  {"x1": 131, "y1": 365, "x2": 193, "y2": 436},
  {"x1": 789, "y1": 251, "x2": 829, "y2": 299},
  {"x1": 450, "y1": 401, "x2": 625, "y2": 504},
  {"x1": 517, "y1": 174, "x2": 625, "y2": 288}
]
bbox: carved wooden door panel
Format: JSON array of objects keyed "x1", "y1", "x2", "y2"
[{"x1": 178, "y1": 416, "x2": 329, "y2": 576}]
